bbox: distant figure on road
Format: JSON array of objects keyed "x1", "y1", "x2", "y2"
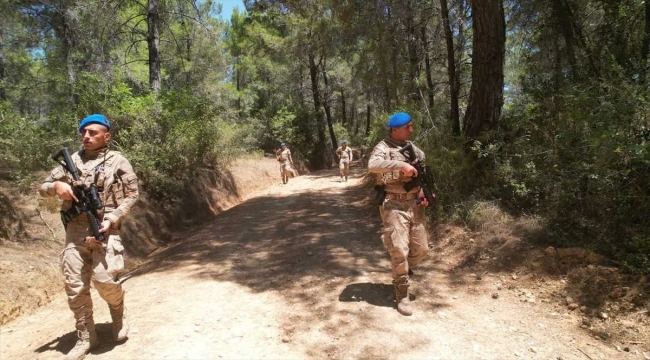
[
  {"x1": 39, "y1": 114, "x2": 138, "y2": 360},
  {"x1": 335, "y1": 140, "x2": 353, "y2": 182},
  {"x1": 276, "y1": 142, "x2": 294, "y2": 184},
  {"x1": 367, "y1": 112, "x2": 432, "y2": 316}
]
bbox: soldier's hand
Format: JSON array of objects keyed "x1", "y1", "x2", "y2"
[
  {"x1": 99, "y1": 219, "x2": 112, "y2": 233},
  {"x1": 54, "y1": 181, "x2": 78, "y2": 202},
  {"x1": 401, "y1": 163, "x2": 418, "y2": 177},
  {"x1": 418, "y1": 189, "x2": 429, "y2": 207}
]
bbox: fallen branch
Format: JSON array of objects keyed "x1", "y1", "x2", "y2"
[
  {"x1": 36, "y1": 206, "x2": 57, "y2": 241},
  {"x1": 578, "y1": 348, "x2": 594, "y2": 360}
]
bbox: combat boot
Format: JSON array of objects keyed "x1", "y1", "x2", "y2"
[
  {"x1": 395, "y1": 284, "x2": 413, "y2": 316},
  {"x1": 110, "y1": 304, "x2": 129, "y2": 342},
  {"x1": 65, "y1": 321, "x2": 98, "y2": 360}
]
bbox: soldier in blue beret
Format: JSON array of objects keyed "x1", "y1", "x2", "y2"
[
  {"x1": 275, "y1": 142, "x2": 295, "y2": 184},
  {"x1": 335, "y1": 139, "x2": 353, "y2": 182},
  {"x1": 367, "y1": 112, "x2": 431, "y2": 316},
  {"x1": 40, "y1": 113, "x2": 138, "y2": 359}
]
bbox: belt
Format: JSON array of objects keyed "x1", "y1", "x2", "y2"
[{"x1": 385, "y1": 192, "x2": 418, "y2": 200}]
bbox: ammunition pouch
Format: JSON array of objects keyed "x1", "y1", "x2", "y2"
[
  {"x1": 403, "y1": 179, "x2": 418, "y2": 192},
  {"x1": 61, "y1": 205, "x2": 85, "y2": 226},
  {"x1": 374, "y1": 185, "x2": 386, "y2": 205}
]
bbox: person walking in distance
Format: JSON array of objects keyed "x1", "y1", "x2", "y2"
[
  {"x1": 39, "y1": 114, "x2": 139, "y2": 359},
  {"x1": 335, "y1": 140, "x2": 353, "y2": 182},
  {"x1": 367, "y1": 112, "x2": 432, "y2": 316},
  {"x1": 276, "y1": 142, "x2": 294, "y2": 184}
]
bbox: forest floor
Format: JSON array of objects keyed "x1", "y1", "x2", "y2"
[{"x1": 1, "y1": 160, "x2": 649, "y2": 360}]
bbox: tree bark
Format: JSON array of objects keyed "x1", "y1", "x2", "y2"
[
  {"x1": 365, "y1": 103, "x2": 371, "y2": 135},
  {"x1": 353, "y1": 103, "x2": 359, "y2": 135},
  {"x1": 421, "y1": 25, "x2": 435, "y2": 111},
  {"x1": 322, "y1": 69, "x2": 338, "y2": 153},
  {"x1": 463, "y1": 0, "x2": 505, "y2": 139},
  {"x1": 406, "y1": 0, "x2": 419, "y2": 102},
  {"x1": 0, "y1": 28, "x2": 5, "y2": 101},
  {"x1": 308, "y1": 52, "x2": 328, "y2": 169},
  {"x1": 51, "y1": 6, "x2": 77, "y2": 106},
  {"x1": 148, "y1": 0, "x2": 162, "y2": 93},
  {"x1": 551, "y1": 0, "x2": 577, "y2": 77},
  {"x1": 440, "y1": 0, "x2": 460, "y2": 136},
  {"x1": 642, "y1": 0, "x2": 650, "y2": 83},
  {"x1": 340, "y1": 89, "x2": 346, "y2": 126}
]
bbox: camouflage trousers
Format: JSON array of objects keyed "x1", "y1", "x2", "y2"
[
  {"x1": 280, "y1": 162, "x2": 293, "y2": 177},
  {"x1": 61, "y1": 220, "x2": 126, "y2": 328},
  {"x1": 379, "y1": 198, "x2": 428, "y2": 285},
  {"x1": 339, "y1": 159, "x2": 350, "y2": 176}
]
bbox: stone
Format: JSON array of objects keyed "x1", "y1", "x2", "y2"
[
  {"x1": 557, "y1": 247, "x2": 587, "y2": 259},
  {"x1": 568, "y1": 303, "x2": 579, "y2": 310},
  {"x1": 565, "y1": 297, "x2": 574, "y2": 305},
  {"x1": 598, "y1": 312, "x2": 608, "y2": 319},
  {"x1": 544, "y1": 246, "x2": 557, "y2": 256}
]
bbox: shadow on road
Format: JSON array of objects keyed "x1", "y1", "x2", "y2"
[{"x1": 338, "y1": 282, "x2": 394, "y2": 308}]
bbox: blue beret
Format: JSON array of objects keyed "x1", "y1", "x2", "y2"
[
  {"x1": 387, "y1": 112, "x2": 412, "y2": 128},
  {"x1": 280, "y1": 142, "x2": 286, "y2": 146},
  {"x1": 341, "y1": 140, "x2": 347, "y2": 144},
  {"x1": 78, "y1": 114, "x2": 110, "y2": 133}
]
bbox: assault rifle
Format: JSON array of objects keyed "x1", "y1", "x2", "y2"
[
  {"x1": 52, "y1": 148, "x2": 106, "y2": 244},
  {"x1": 398, "y1": 142, "x2": 436, "y2": 207}
]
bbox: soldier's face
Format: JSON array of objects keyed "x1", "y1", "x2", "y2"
[
  {"x1": 391, "y1": 122, "x2": 413, "y2": 141},
  {"x1": 80, "y1": 124, "x2": 110, "y2": 150}
]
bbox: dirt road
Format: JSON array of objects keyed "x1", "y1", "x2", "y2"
[{"x1": 0, "y1": 162, "x2": 627, "y2": 360}]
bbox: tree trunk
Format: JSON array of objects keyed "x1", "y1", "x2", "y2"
[
  {"x1": 322, "y1": 69, "x2": 338, "y2": 154},
  {"x1": 421, "y1": 25, "x2": 435, "y2": 111},
  {"x1": 353, "y1": 103, "x2": 359, "y2": 135},
  {"x1": 0, "y1": 28, "x2": 5, "y2": 101},
  {"x1": 340, "y1": 90, "x2": 347, "y2": 126},
  {"x1": 148, "y1": 0, "x2": 162, "y2": 93},
  {"x1": 440, "y1": 0, "x2": 461, "y2": 136},
  {"x1": 406, "y1": 0, "x2": 419, "y2": 102},
  {"x1": 551, "y1": 0, "x2": 577, "y2": 77},
  {"x1": 642, "y1": 0, "x2": 650, "y2": 83},
  {"x1": 463, "y1": 0, "x2": 505, "y2": 139},
  {"x1": 308, "y1": 52, "x2": 328, "y2": 169},
  {"x1": 365, "y1": 103, "x2": 371, "y2": 135},
  {"x1": 52, "y1": 7, "x2": 77, "y2": 106}
]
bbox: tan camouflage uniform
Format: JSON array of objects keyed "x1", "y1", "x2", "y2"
[
  {"x1": 276, "y1": 147, "x2": 293, "y2": 184},
  {"x1": 367, "y1": 137, "x2": 428, "y2": 314},
  {"x1": 335, "y1": 146, "x2": 353, "y2": 180},
  {"x1": 39, "y1": 147, "x2": 138, "y2": 344}
]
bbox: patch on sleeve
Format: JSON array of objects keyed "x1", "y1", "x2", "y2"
[
  {"x1": 371, "y1": 145, "x2": 387, "y2": 158},
  {"x1": 125, "y1": 174, "x2": 138, "y2": 185},
  {"x1": 48, "y1": 167, "x2": 65, "y2": 181}
]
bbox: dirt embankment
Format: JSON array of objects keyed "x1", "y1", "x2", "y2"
[{"x1": 0, "y1": 156, "x2": 284, "y2": 325}]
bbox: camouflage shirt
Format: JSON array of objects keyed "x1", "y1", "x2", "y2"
[
  {"x1": 367, "y1": 137, "x2": 425, "y2": 194},
  {"x1": 336, "y1": 146, "x2": 353, "y2": 161},
  {"x1": 39, "y1": 147, "x2": 139, "y2": 230},
  {"x1": 276, "y1": 148, "x2": 292, "y2": 164}
]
